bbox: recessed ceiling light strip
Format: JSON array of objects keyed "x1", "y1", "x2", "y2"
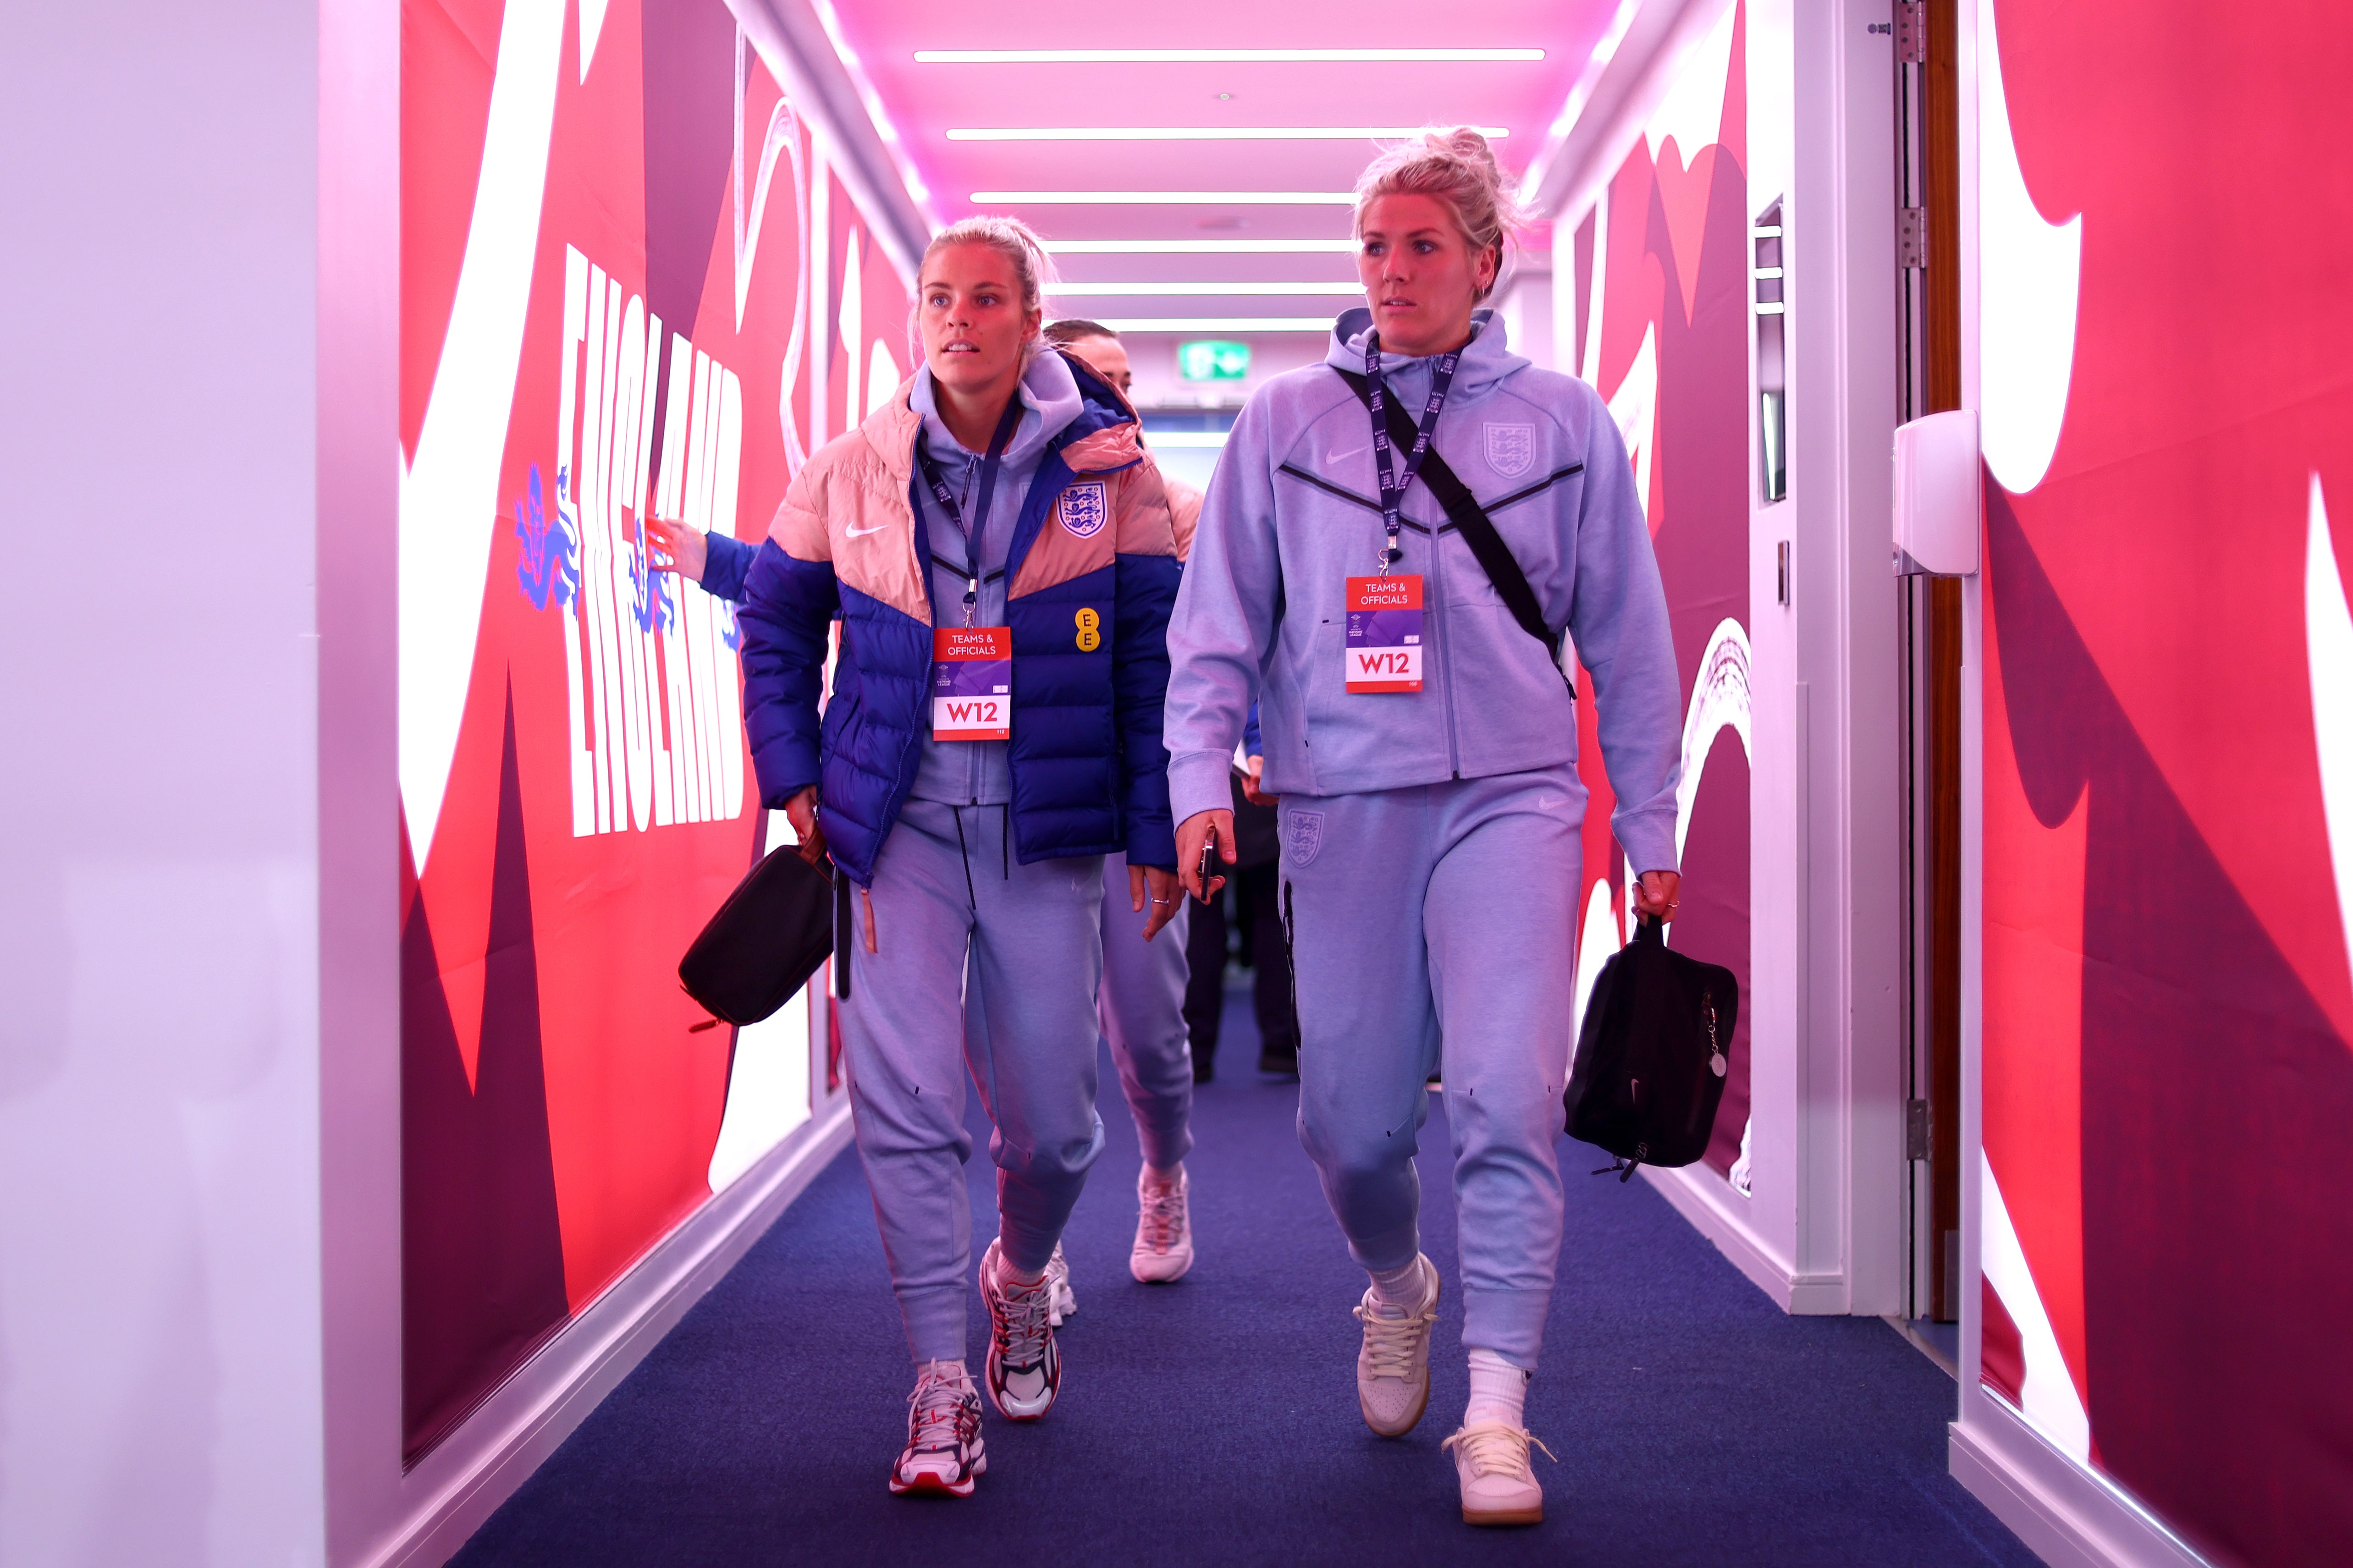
[
  {"x1": 808, "y1": 0, "x2": 937, "y2": 220},
  {"x1": 1046, "y1": 282, "x2": 1362, "y2": 296},
  {"x1": 1043, "y1": 240, "x2": 1360, "y2": 254},
  {"x1": 915, "y1": 49, "x2": 1545, "y2": 63},
  {"x1": 1091, "y1": 317, "x2": 1335, "y2": 333},
  {"x1": 949, "y1": 126, "x2": 1507, "y2": 142},
  {"x1": 973, "y1": 192, "x2": 1357, "y2": 205}
]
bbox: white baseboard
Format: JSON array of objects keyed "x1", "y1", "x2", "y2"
[
  {"x1": 365, "y1": 1102, "x2": 854, "y2": 1568},
  {"x1": 1639, "y1": 1161, "x2": 1847, "y2": 1313},
  {"x1": 1950, "y1": 1395, "x2": 2213, "y2": 1568}
]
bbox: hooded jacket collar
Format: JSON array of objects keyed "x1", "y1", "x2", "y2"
[
  {"x1": 1323, "y1": 307, "x2": 1528, "y2": 399},
  {"x1": 909, "y1": 348, "x2": 1083, "y2": 472},
  {"x1": 861, "y1": 347, "x2": 1136, "y2": 482}
]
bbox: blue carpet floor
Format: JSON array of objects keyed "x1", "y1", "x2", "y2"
[{"x1": 454, "y1": 986, "x2": 2034, "y2": 1567}]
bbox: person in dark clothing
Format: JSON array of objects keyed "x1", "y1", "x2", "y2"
[{"x1": 1182, "y1": 709, "x2": 1298, "y2": 1078}]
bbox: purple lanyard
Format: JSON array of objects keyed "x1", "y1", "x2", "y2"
[
  {"x1": 1365, "y1": 331, "x2": 1460, "y2": 575},
  {"x1": 915, "y1": 391, "x2": 1023, "y2": 623}
]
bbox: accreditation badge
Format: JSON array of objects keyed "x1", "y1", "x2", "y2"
[
  {"x1": 931, "y1": 626, "x2": 1012, "y2": 739},
  {"x1": 1344, "y1": 575, "x2": 1424, "y2": 693}
]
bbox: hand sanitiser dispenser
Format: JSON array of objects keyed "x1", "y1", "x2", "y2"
[{"x1": 1892, "y1": 408, "x2": 1982, "y2": 576}]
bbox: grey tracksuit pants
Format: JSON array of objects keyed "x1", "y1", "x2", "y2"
[
  {"x1": 967, "y1": 851, "x2": 1195, "y2": 1174},
  {"x1": 839, "y1": 799, "x2": 1108, "y2": 1365},
  {"x1": 1098, "y1": 851, "x2": 1194, "y2": 1171},
  {"x1": 1280, "y1": 765, "x2": 1584, "y2": 1368}
]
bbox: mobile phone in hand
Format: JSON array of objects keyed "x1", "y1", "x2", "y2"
[{"x1": 1195, "y1": 834, "x2": 1219, "y2": 904}]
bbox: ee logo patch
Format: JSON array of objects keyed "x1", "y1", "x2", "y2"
[{"x1": 1075, "y1": 607, "x2": 1102, "y2": 652}]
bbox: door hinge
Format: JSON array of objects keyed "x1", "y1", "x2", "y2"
[
  {"x1": 1777, "y1": 539, "x2": 1792, "y2": 605},
  {"x1": 1899, "y1": 206, "x2": 1928, "y2": 270},
  {"x1": 1906, "y1": 1098, "x2": 1932, "y2": 1161},
  {"x1": 1896, "y1": 0, "x2": 1928, "y2": 63}
]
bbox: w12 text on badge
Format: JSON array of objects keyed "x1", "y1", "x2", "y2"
[
  {"x1": 932, "y1": 626, "x2": 1012, "y2": 739},
  {"x1": 1345, "y1": 575, "x2": 1424, "y2": 693}
]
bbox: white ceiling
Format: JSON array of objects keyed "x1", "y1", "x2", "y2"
[{"x1": 821, "y1": 2, "x2": 1625, "y2": 349}]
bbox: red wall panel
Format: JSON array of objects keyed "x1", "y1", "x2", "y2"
[
  {"x1": 395, "y1": 0, "x2": 863, "y2": 1460},
  {"x1": 1978, "y1": 0, "x2": 2353, "y2": 1556}
]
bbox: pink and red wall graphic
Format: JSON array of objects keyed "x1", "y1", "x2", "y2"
[
  {"x1": 397, "y1": 0, "x2": 885, "y2": 1460},
  {"x1": 1567, "y1": 2, "x2": 1753, "y2": 1189},
  {"x1": 1975, "y1": 0, "x2": 2353, "y2": 1557}
]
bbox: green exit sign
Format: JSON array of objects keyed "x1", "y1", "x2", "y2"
[{"x1": 1176, "y1": 340, "x2": 1251, "y2": 382}]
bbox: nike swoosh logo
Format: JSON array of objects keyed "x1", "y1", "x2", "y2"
[{"x1": 845, "y1": 522, "x2": 893, "y2": 538}]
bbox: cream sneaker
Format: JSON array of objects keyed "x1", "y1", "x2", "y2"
[
  {"x1": 1130, "y1": 1166, "x2": 1194, "y2": 1283},
  {"x1": 1352, "y1": 1254, "x2": 1440, "y2": 1436},
  {"x1": 1442, "y1": 1421, "x2": 1554, "y2": 1526}
]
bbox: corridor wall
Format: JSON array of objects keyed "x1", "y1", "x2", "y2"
[
  {"x1": 395, "y1": 0, "x2": 872, "y2": 1463},
  {"x1": 1561, "y1": 0, "x2": 1754, "y2": 1198},
  {"x1": 0, "y1": 4, "x2": 328, "y2": 1561},
  {"x1": 318, "y1": 0, "x2": 927, "y2": 1560},
  {"x1": 1956, "y1": 0, "x2": 2353, "y2": 1562},
  {"x1": 1536, "y1": 0, "x2": 1906, "y2": 1318}
]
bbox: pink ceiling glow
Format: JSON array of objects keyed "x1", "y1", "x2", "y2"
[{"x1": 821, "y1": 2, "x2": 1626, "y2": 328}]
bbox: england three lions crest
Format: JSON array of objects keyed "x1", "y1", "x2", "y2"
[
  {"x1": 1058, "y1": 481, "x2": 1109, "y2": 539},
  {"x1": 1284, "y1": 810, "x2": 1326, "y2": 869},
  {"x1": 1485, "y1": 424, "x2": 1536, "y2": 479}
]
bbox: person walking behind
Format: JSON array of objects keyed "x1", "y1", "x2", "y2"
[
  {"x1": 1181, "y1": 704, "x2": 1299, "y2": 1078},
  {"x1": 1161, "y1": 130, "x2": 1684, "y2": 1528},
  {"x1": 1025, "y1": 324, "x2": 1300, "y2": 1087},
  {"x1": 1018, "y1": 316, "x2": 1200, "y2": 1291},
  {"x1": 731, "y1": 216, "x2": 1183, "y2": 1498}
]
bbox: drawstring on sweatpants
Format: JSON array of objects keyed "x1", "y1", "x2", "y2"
[
  {"x1": 951, "y1": 805, "x2": 1014, "y2": 910},
  {"x1": 951, "y1": 808, "x2": 980, "y2": 909}
]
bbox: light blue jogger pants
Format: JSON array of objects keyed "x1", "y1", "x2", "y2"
[
  {"x1": 1280, "y1": 765, "x2": 1584, "y2": 1369},
  {"x1": 838, "y1": 800, "x2": 1108, "y2": 1365},
  {"x1": 966, "y1": 851, "x2": 1195, "y2": 1172},
  {"x1": 1098, "y1": 851, "x2": 1194, "y2": 1171}
]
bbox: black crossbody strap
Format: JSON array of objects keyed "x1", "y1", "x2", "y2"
[{"x1": 1334, "y1": 369, "x2": 1569, "y2": 682}]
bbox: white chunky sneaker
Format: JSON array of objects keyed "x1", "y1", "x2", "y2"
[
  {"x1": 889, "y1": 1362, "x2": 986, "y2": 1497},
  {"x1": 1044, "y1": 1241, "x2": 1077, "y2": 1326},
  {"x1": 1441, "y1": 1421, "x2": 1554, "y2": 1526},
  {"x1": 1130, "y1": 1166, "x2": 1194, "y2": 1283},
  {"x1": 1353, "y1": 1254, "x2": 1441, "y2": 1436},
  {"x1": 979, "y1": 1238, "x2": 1061, "y2": 1420}
]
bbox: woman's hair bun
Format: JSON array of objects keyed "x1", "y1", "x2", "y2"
[{"x1": 1351, "y1": 127, "x2": 1522, "y2": 300}]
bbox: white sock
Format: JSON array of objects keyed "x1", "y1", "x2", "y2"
[
  {"x1": 917, "y1": 1357, "x2": 970, "y2": 1386},
  {"x1": 1465, "y1": 1347, "x2": 1531, "y2": 1428},
  {"x1": 1143, "y1": 1161, "x2": 1184, "y2": 1188},
  {"x1": 998, "y1": 1249, "x2": 1047, "y2": 1289},
  {"x1": 1368, "y1": 1255, "x2": 1427, "y2": 1310}
]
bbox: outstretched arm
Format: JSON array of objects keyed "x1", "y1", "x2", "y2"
[{"x1": 736, "y1": 538, "x2": 839, "y2": 811}]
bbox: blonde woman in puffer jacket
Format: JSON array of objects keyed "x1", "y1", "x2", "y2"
[{"x1": 730, "y1": 216, "x2": 1185, "y2": 1498}]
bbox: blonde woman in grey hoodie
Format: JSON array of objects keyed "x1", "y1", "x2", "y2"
[{"x1": 1162, "y1": 130, "x2": 1684, "y2": 1528}]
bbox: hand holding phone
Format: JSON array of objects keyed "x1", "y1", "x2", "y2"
[{"x1": 1177, "y1": 808, "x2": 1233, "y2": 904}]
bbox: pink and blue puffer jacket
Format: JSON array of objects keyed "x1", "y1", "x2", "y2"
[{"x1": 736, "y1": 350, "x2": 1183, "y2": 886}]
